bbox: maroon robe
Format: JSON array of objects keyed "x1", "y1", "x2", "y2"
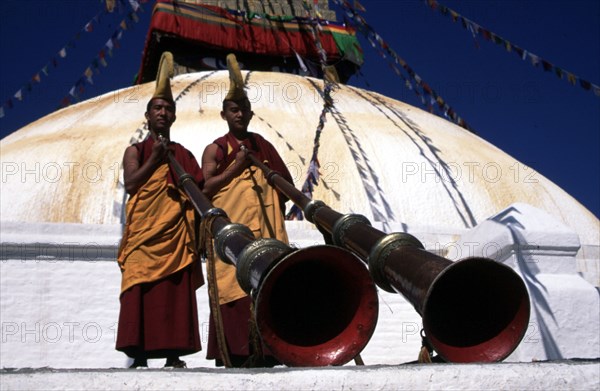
[
  {"x1": 116, "y1": 137, "x2": 204, "y2": 360},
  {"x1": 206, "y1": 132, "x2": 291, "y2": 367}
]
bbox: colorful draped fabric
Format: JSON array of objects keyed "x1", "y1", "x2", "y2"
[{"x1": 137, "y1": 0, "x2": 362, "y2": 83}]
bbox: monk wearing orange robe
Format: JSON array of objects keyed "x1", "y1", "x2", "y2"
[
  {"x1": 201, "y1": 54, "x2": 293, "y2": 367},
  {"x1": 116, "y1": 53, "x2": 204, "y2": 368}
]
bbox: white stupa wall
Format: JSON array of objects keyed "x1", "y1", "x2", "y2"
[
  {"x1": 0, "y1": 220, "x2": 424, "y2": 369},
  {"x1": 2, "y1": 205, "x2": 598, "y2": 370},
  {"x1": 457, "y1": 203, "x2": 600, "y2": 361}
]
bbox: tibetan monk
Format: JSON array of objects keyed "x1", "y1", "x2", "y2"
[
  {"x1": 201, "y1": 54, "x2": 293, "y2": 368},
  {"x1": 115, "y1": 53, "x2": 204, "y2": 368}
]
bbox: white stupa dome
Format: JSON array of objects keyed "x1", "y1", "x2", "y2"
[{"x1": 1, "y1": 71, "x2": 597, "y2": 245}]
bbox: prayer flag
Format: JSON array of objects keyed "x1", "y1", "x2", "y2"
[
  {"x1": 541, "y1": 60, "x2": 553, "y2": 72},
  {"x1": 354, "y1": 1, "x2": 366, "y2": 12},
  {"x1": 293, "y1": 51, "x2": 308, "y2": 72},
  {"x1": 85, "y1": 67, "x2": 94, "y2": 84},
  {"x1": 580, "y1": 79, "x2": 591, "y2": 91},
  {"x1": 106, "y1": 0, "x2": 116, "y2": 12},
  {"x1": 467, "y1": 21, "x2": 476, "y2": 37},
  {"x1": 60, "y1": 97, "x2": 71, "y2": 107},
  {"x1": 450, "y1": 10, "x2": 458, "y2": 22},
  {"x1": 128, "y1": 0, "x2": 140, "y2": 12},
  {"x1": 101, "y1": 47, "x2": 111, "y2": 64},
  {"x1": 529, "y1": 54, "x2": 540, "y2": 67},
  {"x1": 481, "y1": 29, "x2": 491, "y2": 41},
  {"x1": 513, "y1": 46, "x2": 524, "y2": 59},
  {"x1": 554, "y1": 67, "x2": 563, "y2": 79}
]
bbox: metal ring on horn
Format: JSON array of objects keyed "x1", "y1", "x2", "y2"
[
  {"x1": 214, "y1": 223, "x2": 254, "y2": 264},
  {"x1": 205, "y1": 207, "x2": 228, "y2": 219},
  {"x1": 303, "y1": 200, "x2": 326, "y2": 223},
  {"x1": 236, "y1": 238, "x2": 293, "y2": 294},
  {"x1": 368, "y1": 232, "x2": 424, "y2": 293},
  {"x1": 331, "y1": 213, "x2": 371, "y2": 247}
]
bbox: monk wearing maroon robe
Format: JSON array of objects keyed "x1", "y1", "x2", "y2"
[
  {"x1": 201, "y1": 85, "x2": 293, "y2": 367},
  {"x1": 116, "y1": 95, "x2": 204, "y2": 368}
]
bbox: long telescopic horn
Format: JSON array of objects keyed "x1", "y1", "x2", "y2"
[
  {"x1": 163, "y1": 143, "x2": 378, "y2": 366},
  {"x1": 245, "y1": 150, "x2": 530, "y2": 363}
]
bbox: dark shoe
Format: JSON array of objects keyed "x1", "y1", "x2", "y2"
[
  {"x1": 129, "y1": 358, "x2": 148, "y2": 368},
  {"x1": 165, "y1": 357, "x2": 186, "y2": 368}
]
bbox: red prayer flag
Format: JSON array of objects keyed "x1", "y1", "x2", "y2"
[{"x1": 354, "y1": 0, "x2": 366, "y2": 12}]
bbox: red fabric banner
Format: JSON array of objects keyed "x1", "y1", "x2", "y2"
[{"x1": 136, "y1": 0, "x2": 358, "y2": 83}]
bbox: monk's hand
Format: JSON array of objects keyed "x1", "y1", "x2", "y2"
[
  {"x1": 150, "y1": 135, "x2": 169, "y2": 165},
  {"x1": 240, "y1": 144, "x2": 253, "y2": 157},
  {"x1": 234, "y1": 145, "x2": 252, "y2": 171}
]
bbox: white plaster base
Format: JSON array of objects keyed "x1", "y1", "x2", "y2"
[{"x1": 1, "y1": 361, "x2": 599, "y2": 391}]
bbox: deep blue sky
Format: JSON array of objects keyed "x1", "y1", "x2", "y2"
[{"x1": 1, "y1": 0, "x2": 598, "y2": 218}]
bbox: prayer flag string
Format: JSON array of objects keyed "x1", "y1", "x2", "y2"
[
  {"x1": 0, "y1": 0, "x2": 144, "y2": 119},
  {"x1": 59, "y1": 8, "x2": 141, "y2": 108},
  {"x1": 59, "y1": 1, "x2": 143, "y2": 108},
  {"x1": 424, "y1": 0, "x2": 600, "y2": 97},
  {"x1": 0, "y1": 7, "x2": 108, "y2": 118},
  {"x1": 332, "y1": 0, "x2": 475, "y2": 132},
  {"x1": 286, "y1": 1, "x2": 337, "y2": 220}
]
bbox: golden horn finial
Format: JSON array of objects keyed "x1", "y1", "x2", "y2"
[
  {"x1": 152, "y1": 51, "x2": 174, "y2": 103},
  {"x1": 224, "y1": 53, "x2": 247, "y2": 101}
]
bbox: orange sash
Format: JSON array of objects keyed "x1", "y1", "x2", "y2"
[
  {"x1": 211, "y1": 156, "x2": 289, "y2": 304},
  {"x1": 118, "y1": 164, "x2": 203, "y2": 293}
]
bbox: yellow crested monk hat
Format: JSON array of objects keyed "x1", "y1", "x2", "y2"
[
  {"x1": 151, "y1": 51, "x2": 175, "y2": 104},
  {"x1": 224, "y1": 53, "x2": 247, "y2": 102}
]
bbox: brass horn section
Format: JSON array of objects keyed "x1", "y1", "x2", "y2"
[
  {"x1": 165, "y1": 150, "x2": 378, "y2": 367},
  {"x1": 246, "y1": 152, "x2": 531, "y2": 363}
]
